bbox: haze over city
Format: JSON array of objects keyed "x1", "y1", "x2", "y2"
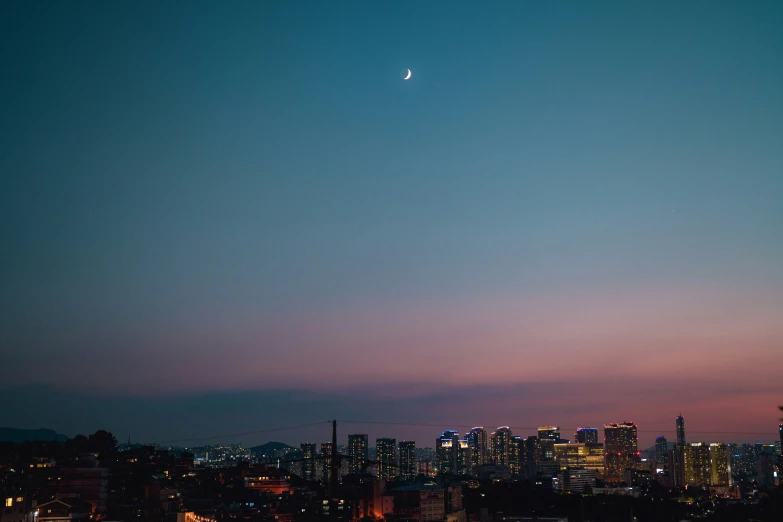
[{"x1": 2, "y1": 0, "x2": 782, "y2": 450}]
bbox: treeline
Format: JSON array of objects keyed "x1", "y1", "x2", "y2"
[{"x1": 0, "y1": 430, "x2": 118, "y2": 464}]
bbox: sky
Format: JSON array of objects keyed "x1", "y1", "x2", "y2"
[{"x1": 1, "y1": 1, "x2": 782, "y2": 449}]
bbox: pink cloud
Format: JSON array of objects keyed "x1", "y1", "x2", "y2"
[{"x1": 12, "y1": 281, "x2": 783, "y2": 416}]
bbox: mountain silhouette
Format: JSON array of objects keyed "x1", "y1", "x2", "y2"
[{"x1": 0, "y1": 427, "x2": 69, "y2": 444}]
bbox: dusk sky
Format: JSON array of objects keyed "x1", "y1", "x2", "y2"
[{"x1": 2, "y1": 1, "x2": 782, "y2": 448}]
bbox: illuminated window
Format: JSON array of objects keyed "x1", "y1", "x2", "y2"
[{"x1": 5, "y1": 499, "x2": 12, "y2": 507}]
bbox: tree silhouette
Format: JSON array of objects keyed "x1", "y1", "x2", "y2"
[
  {"x1": 66, "y1": 434, "x2": 89, "y2": 453},
  {"x1": 87, "y1": 430, "x2": 117, "y2": 457}
]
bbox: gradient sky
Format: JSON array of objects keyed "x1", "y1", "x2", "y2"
[{"x1": 2, "y1": 1, "x2": 782, "y2": 448}]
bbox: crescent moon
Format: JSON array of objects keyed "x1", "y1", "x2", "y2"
[{"x1": 404, "y1": 69, "x2": 412, "y2": 80}]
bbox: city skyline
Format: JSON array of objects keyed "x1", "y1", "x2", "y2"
[
  {"x1": 7, "y1": 413, "x2": 779, "y2": 453},
  {"x1": 158, "y1": 416, "x2": 779, "y2": 490},
  {"x1": 118, "y1": 416, "x2": 780, "y2": 458},
  {"x1": 3, "y1": 383, "x2": 781, "y2": 451},
  {"x1": 177, "y1": 415, "x2": 780, "y2": 493},
  {"x1": 2, "y1": 1, "x2": 782, "y2": 447}
]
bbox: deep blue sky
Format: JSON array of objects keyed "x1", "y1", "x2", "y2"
[{"x1": 1, "y1": 1, "x2": 782, "y2": 446}]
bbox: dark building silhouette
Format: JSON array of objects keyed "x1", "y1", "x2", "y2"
[
  {"x1": 673, "y1": 415, "x2": 687, "y2": 486},
  {"x1": 676, "y1": 414, "x2": 686, "y2": 446},
  {"x1": 655, "y1": 436, "x2": 668, "y2": 469},
  {"x1": 398, "y1": 440, "x2": 416, "y2": 480},
  {"x1": 319, "y1": 442, "x2": 333, "y2": 482},
  {"x1": 57, "y1": 465, "x2": 109, "y2": 514},
  {"x1": 654, "y1": 436, "x2": 669, "y2": 484},
  {"x1": 300, "y1": 443, "x2": 317, "y2": 480},
  {"x1": 575, "y1": 428, "x2": 599, "y2": 444},
  {"x1": 523, "y1": 436, "x2": 538, "y2": 477}
]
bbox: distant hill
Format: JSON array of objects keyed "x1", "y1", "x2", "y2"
[
  {"x1": 0, "y1": 427, "x2": 69, "y2": 444},
  {"x1": 249, "y1": 441, "x2": 295, "y2": 454}
]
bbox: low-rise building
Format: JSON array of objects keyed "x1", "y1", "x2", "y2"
[
  {"x1": 557, "y1": 467, "x2": 596, "y2": 493},
  {"x1": 35, "y1": 499, "x2": 92, "y2": 522},
  {"x1": 1, "y1": 489, "x2": 36, "y2": 522},
  {"x1": 245, "y1": 466, "x2": 293, "y2": 495},
  {"x1": 391, "y1": 484, "x2": 445, "y2": 522},
  {"x1": 553, "y1": 443, "x2": 604, "y2": 479}
]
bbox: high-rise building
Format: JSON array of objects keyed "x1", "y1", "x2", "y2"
[
  {"x1": 509, "y1": 436, "x2": 523, "y2": 474},
  {"x1": 465, "y1": 427, "x2": 488, "y2": 469},
  {"x1": 779, "y1": 424, "x2": 783, "y2": 452},
  {"x1": 604, "y1": 422, "x2": 639, "y2": 483},
  {"x1": 538, "y1": 426, "x2": 560, "y2": 462},
  {"x1": 398, "y1": 441, "x2": 416, "y2": 480},
  {"x1": 553, "y1": 443, "x2": 604, "y2": 477},
  {"x1": 490, "y1": 427, "x2": 512, "y2": 466},
  {"x1": 668, "y1": 446, "x2": 684, "y2": 487},
  {"x1": 683, "y1": 442, "x2": 711, "y2": 486},
  {"x1": 538, "y1": 440, "x2": 556, "y2": 463},
  {"x1": 655, "y1": 436, "x2": 668, "y2": 472},
  {"x1": 339, "y1": 446, "x2": 351, "y2": 478},
  {"x1": 436, "y1": 431, "x2": 459, "y2": 474},
  {"x1": 709, "y1": 443, "x2": 731, "y2": 486},
  {"x1": 756, "y1": 453, "x2": 777, "y2": 487},
  {"x1": 539, "y1": 426, "x2": 560, "y2": 440},
  {"x1": 348, "y1": 434, "x2": 369, "y2": 474},
  {"x1": 676, "y1": 415, "x2": 686, "y2": 446},
  {"x1": 671, "y1": 415, "x2": 687, "y2": 486},
  {"x1": 523, "y1": 436, "x2": 538, "y2": 477},
  {"x1": 320, "y1": 442, "x2": 333, "y2": 482},
  {"x1": 575, "y1": 428, "x2": 599, "y2": 444},
  {"x1": 727, "y1": 443, "x2": 739, "y2": 480},
  {"x1": 376, "y1": 438, "x2": 397, "y2": 480},
  {"x1": 457, "y1": 440, "x2": 470, "y2": 475},
  {"x1": 301, "y1": 443, "x2": 317, "y2": 480},
  {"x1": 732, "y1": 443, "x2": 756, "y2": 477},
  {"x1": 416, "y1": 447, "x2": 435, "y2": 462}
]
